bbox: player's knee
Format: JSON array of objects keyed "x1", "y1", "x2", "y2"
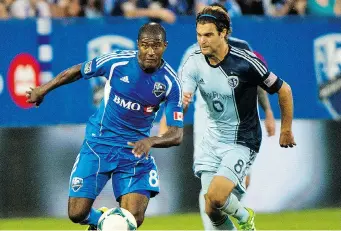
[
  {"x1": 68, "y1": 197, "x2": 93, "y2": 224},
  {"x1": 206, "y1": 190, "x2": 229, "y2": 209},
  {"x1": 68, "y1": 209, "x2": 89, "y2": 224}
]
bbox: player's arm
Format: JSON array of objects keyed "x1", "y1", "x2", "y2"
[
  {"x1": 260, "y1": 73, "x2": 295, "y2": 147},
  {"x1": 247, "y1": 52, "x2": 295, "y2": 147},
  {"x1": 158, "y1": 55, "x2": 198, "y2": 135},
  {"x1": 277, "y1": 81, "x2": 295, "y2": 147},
  {"x1": 152, "y1": 74, "x2": 185, "y2": 147},
  {"x1": 26, "y1": 63, "x2": 83, "y2": 106},
  {"x1": 26, "y1": 54, "x2": 118, "y2": 106},
  {"x1": 257, "y1": 87, "x2": 275, "y2": 136},
  {"x1": 150, "y1": 126, "x2": 183, "y2": 147}
]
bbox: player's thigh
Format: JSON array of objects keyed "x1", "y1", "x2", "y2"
[
  {"x1": 194, "y1": 141, "x2": 221, "y2": 177},
  {"x1": 69, "y1": 140, "x2": 113, "y2": 200},
  {"x1": 112, "y1": 152, "x2": 160, "y2": 200},
  {"x1": 216, "y1": 144, "x2": 257, "y2": 194}
]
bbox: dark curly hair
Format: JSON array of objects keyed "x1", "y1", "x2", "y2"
[{"x1": 196, "y1": 6, "x2": 232, "y2": 39}]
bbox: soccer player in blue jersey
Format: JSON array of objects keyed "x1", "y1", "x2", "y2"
[
  {"x1": 26, "y1": 22, "x2": 183, "y2": 230},
  {"x1": 179, "y1": 6, "x2": 296, "y2": 230}
]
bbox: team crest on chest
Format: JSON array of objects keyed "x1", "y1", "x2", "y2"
[
  {"x1": 152, "y1": 82, "x2": 166, "y2": 97},
  {"x1": 227, "y1": 75, "x2": 239, "y2": 88}
]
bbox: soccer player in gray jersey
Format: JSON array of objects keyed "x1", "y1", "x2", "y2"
[
  {"x1": 181, "y1": 6, "x2": 296, "y2": 230},
  {"x1": 159, "y1": 3, "x2": 276, "y2": 230},
  {"x1": 159, "y1": 38, "x2": 275, "y2": 230}
]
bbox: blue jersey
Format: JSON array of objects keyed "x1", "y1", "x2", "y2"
[{"x1": 80, "y1": 50, "x2": 183, "y2": 147}]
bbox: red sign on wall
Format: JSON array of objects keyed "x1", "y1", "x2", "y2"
[{"x1": 7, "y1": 53, "x2": 40, "y2": 109}]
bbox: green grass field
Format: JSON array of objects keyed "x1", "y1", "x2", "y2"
[{"x1": 1, "y1": 209, "x2": 340, "y2": 230}]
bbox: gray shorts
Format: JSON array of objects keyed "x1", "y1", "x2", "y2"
[{"x1": 194, "y1": 139, "x2": 257, "y2": 195}]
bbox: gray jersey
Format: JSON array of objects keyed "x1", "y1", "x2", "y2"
[
  {"x1": 178, "y1": 38, "x2": 253, "y2": 150},
  {"x1": 180, "y1": 45, "x2": 283, "y2": 152}
]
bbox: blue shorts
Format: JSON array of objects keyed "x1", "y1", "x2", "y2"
[{"x1": 69, "y1": 140, "x2": 160, "y2": 200}]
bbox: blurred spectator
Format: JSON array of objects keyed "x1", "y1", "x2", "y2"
[
  {"x1": 168, "y1": 0, "x2": 194, "y2": 15},
  {"x1": 48, "y1": 0, "x2": 84, "y2": 17},
  {"x1": 111, "y1": 0, "x2": 176, "y2": 23},
  {"x1": 266, "y1": 0, "x2": 307, "y2": 16},
  {"x1": 63, "y1": 0, "x2": 84, "y2": 16},
  {"x1": 196, "y1": 0, "x2": 242, "y2": 17},
  {"x1": 235, "y1": 0, "x2": 265, "y2": 14},
  {"x1": 10, "y1": 0, "x2": 51, "y2": 18},
  {"x1": 335, "y1": 0, "x2": 341, "y2": 14},
  {"x1": 307, "y1": 0, "x2": 340, "y2": 15},
  {"x1": 0, "y1": 0, "x2": 13, "y2": 18},
  {"x1": 84, "y1": 0, "x2": 102, "y2": 17},
  {"x1": 0, "y1": 2, "x2": 9, "y2": 18}
]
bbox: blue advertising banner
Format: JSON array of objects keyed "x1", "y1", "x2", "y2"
[{"x1": 0, "y1": 17, "x2": 340, "y2": 127}]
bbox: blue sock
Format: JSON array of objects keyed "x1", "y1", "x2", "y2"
[{"x1": 80, "y1": 208, "x2": 102, "y2": 226}]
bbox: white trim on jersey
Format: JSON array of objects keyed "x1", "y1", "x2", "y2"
[
  {"x1": 230, "y1": 48, "x2": 267, "y2": 75},
  {"x1": 164, "y1": 64, "x2": 183, "y2": 107},
  {"x1": 219, "y1": 66, "x2": 240, "y2": 143},
  {"x1": 86, "y1": 141, "x2": 101, "y2": 194},
  {"x1": 165, "y1": 63, "x2": 177, "y2": 77},
  {"x1": 69, "y1": 153, "x2": 80, "y2": 184},
  {"x1": 164, "y1": 75, "x2": 172, "y2": 97},
  {"x1": 231, "y1": 47, "x2": 267, "y2": 73},
  {"x1": 96, "y1": 55, "x2": 135, "y2": 68},
  {"x1": 128, "y1": 158, "x2": 143, "y2": 187},
  {"x1": 100, "y1": 61, "x2": 129, "y2": 135},
  {"x1": 96, "y1": 50, "x2": 137, "y2": 62}
]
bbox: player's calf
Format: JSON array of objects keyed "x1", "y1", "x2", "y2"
[{"x1": 119, "y1": 191, "x2": 150, "y2": 227}]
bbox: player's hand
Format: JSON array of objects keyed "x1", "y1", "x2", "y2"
[
  {"x1": 183, "y1": 92, "x2": 193, "y2": 107},
  {"x1": 26, "y1": 87, "x2": 44, "y2": 107},
  {"x1": 127, "y1": 138, "x2": 153, "y2": 159},
  {"x1": 264, "y1": 110, "x2": 276, "y2": 137},
  {"x1": 279, "y1": 130, "x2": 296, "y2": 148}
]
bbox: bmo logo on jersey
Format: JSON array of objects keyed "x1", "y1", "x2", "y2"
[{"x1": 113, "y1": 95, "x2": 141, "y2": 111}]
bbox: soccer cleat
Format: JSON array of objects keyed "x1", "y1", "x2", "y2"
[
  {"x1": 238, "y1": 208, "x2": 256, "y2": 231},
  {"x1": 85, "y1": 224, "x2": 97, "y2": 231},
  {"x1": 85, "y1": 207, "x2": 109, "y2": 231}
]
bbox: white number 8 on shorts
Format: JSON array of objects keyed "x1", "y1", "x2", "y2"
[{"x1": 148, "y1": 170, "x2": 159, "y2": 187}]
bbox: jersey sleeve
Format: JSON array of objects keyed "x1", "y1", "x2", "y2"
[
  {"x1": 164, "y1": 76, "x2": 184, "y2": 128},
  {"x1": 80, "y1": 51, "x2": 134, "y2": 79},
  {"x1": 80, "y1": 57, "x2": 106, "y2": 79},
  {"x1": 179, "y1": 55, "x2": 198, "y2": 94},
  {"x1": 245, "y1": 50, "x2": 283, "y2": 94}
]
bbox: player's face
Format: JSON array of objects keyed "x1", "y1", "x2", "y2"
[
  {"x1": 197, "y1": 23, "x2": 225, "y2": 57},
  {"x1": 138, "y1": 35, "x2": 167, "y2": 72}
]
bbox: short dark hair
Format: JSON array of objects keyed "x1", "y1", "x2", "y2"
[
  {"x1": 209, "y1": 2, "x2": 228, "y2": 13},
  {"x1": 196, "y1": 6, "x2": 232, "y2": 37},
  {"x1": 138, "y1": 22, "x2": 167, "y2": 42}
]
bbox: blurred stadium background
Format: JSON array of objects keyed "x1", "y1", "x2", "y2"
[{"x1": 0, "y1": 0, "x2": 341, "y2": 229}]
